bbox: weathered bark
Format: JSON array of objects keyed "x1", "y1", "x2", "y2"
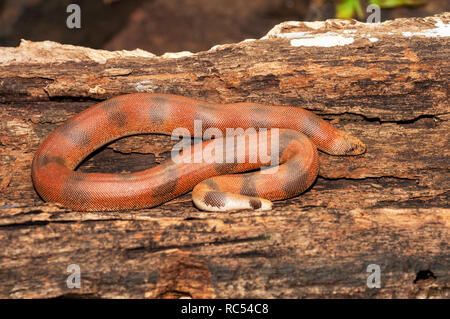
[{"x1": 0, "y1": 13, "x2": 449, "y2": 298}]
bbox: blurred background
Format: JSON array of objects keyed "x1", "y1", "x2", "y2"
[{"x1": 0, "y1": 0, "x2": 448, "y2": 55}]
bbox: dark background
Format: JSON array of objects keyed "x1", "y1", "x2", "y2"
[{"x1": 0, "y1": 0, "x2": 448, "y2": 55}]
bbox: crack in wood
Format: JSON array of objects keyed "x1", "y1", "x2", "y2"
[
  {"x1": 0, "y1": 13, "x2": 449, "y2": 298},
  {"x1": 125, "y1": 234, "x2": 271, "y2": 255},
  {"x1": 319, "y1": 112, "x2": 447, "y2": 125}
]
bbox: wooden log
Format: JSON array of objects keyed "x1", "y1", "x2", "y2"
[{"x1": 0, "y1": 13, "x2": 449, "y2": 298}]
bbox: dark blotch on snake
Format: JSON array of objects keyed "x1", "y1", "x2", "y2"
[
  {"x1": 278, "y1": 130, "x2": 301, "y2": 154},
  {"x1": 197, "y1": 103, "x2": 217, "y2": 111},
  {"x1": 59, "y1": 121, "x2": 91, "y2": 148},
  {"x1": 203, "y1": 178, "x2": 220, "y2": 191},
  {"x1": 248, "y1": 104, "x2": 272, "y2": 128},
  {"x1": 240, "y1": 175, "x2": 258, "y2": 197},
  {"x1": 301, "y1": 113, "x2": 322, "y2": 134},
  {"x1": 249, "y1": 198, "x2": 262, "y2": 210},
  {"x1": 34, "y1": 154, "x2": 66, "y2": 168},
  {"x1": 101, "y1": 99, "x2": 127, "y2": 128},
  {"x1": 148, "y1": 95, "x2": 169, "y2": 127},
  {"x1": 213, "y1": 162, "x2": 239, "y2": 175},
  {"x1": 152, "y1": 170, "x2": 179, "y2": 199},
  {"x1": 281, "y1": 160, "x2": 307, "y2": 198},
  {"x1": 203, "y1": 191, "x2": 226, "y2": 208}
]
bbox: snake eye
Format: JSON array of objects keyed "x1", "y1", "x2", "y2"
[{"x1": 342, "y1": 135, "x2": 366, "y2": 156}]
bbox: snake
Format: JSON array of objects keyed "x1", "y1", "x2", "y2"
[{"x1": 31, "y1": 93, "x2": 366, "y2": 212}]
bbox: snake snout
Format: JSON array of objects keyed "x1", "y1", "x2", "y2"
[
  {"x1": 345, "y1": 135, "x2": 367, "y2": 155},
  {"x1": 332, "y1": 131, "x2": 367, "y2": 156}
]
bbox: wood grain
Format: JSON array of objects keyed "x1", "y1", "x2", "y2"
[{"x1": 0, "y1": 13, "x2": 449, "y2": 298}]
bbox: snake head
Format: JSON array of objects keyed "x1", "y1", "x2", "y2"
[
  {"x1": 340, "y1": 132, "x2": 367, "y2": 155},
  {"x1": 326, "y1": 131, "x2": 366, "y2": 156}
]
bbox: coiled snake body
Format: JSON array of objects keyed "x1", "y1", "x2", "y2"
[{"x1": 32, "y1": 93, "x2": 366, "y2": 211}]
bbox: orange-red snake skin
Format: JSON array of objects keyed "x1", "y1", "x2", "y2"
[{"x1": 31, "y1": 93, "x2": 366, "y2": 211}]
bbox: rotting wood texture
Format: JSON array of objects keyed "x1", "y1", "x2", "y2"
[{"x1": 0, "y1": 13, "x2": 449, "y2": 298}]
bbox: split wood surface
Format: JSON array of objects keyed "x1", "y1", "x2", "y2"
[{"x1": 0, "y1": 13, "x2": 448, "y2": 298}]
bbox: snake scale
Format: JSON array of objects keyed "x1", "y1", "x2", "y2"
[{"x1": 31, "y1": 93, "x2": 366, "y2": 211}]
